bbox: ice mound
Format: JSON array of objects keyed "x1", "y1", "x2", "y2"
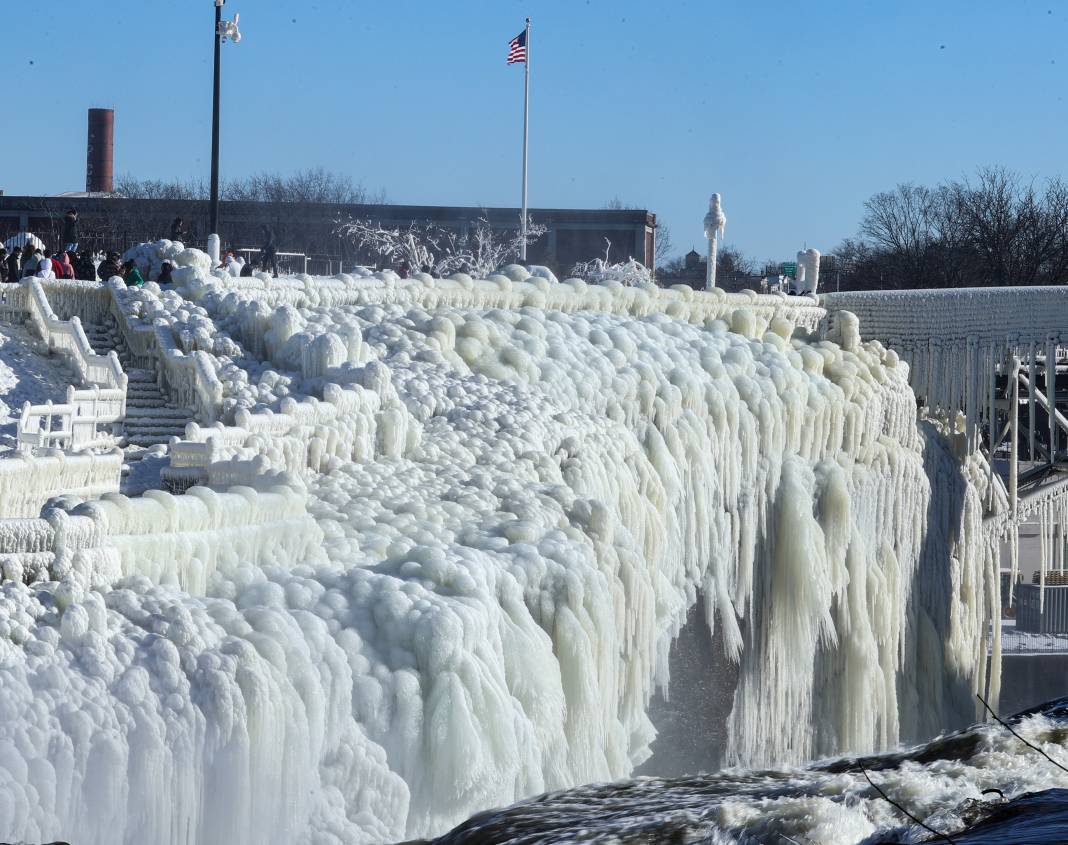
[{"x1": 123, "y1": 239, "x2": 213, "y2": 282}]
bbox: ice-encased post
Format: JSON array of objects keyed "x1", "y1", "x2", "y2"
[
  {"x1": 798, "y1": 248, "x2": 821, "y2": 295},
  {"x1": 703, "y1": 193, "x2": 726, "y2": 290},
  {"x1": 1049, "y1": 334, "x2": 1058, "y2": 466}
]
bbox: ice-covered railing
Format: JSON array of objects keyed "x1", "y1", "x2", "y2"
[
  {"x1": 15, "y1": 279, "x2": 128, "y2": 454},
  {"x1": 162, "y1": 381, "x2": 393, "y2": 491},
  {"x1": 35, "y1": 278, "x2": 113, "y2": 324},
  {"x1": 17, "y1": 385, "x2": 127, "y2": 453},
  {"x1": 23, "y1": 279, "x2": 125, "y2": 390},
  {"x1": 151, "y1": 320, "x2": 225, "y2": 422},
  {"x1": 0, "y1": 450, "x2": 123, "y2": 518},
  {"x1": 106, "y1": 280, "x2": 225, "y2": 423},
  {"x1": 821, "y1": 285, "x2": 1068, "y2": 441},
  {"x1": 74, "y1": 482, "x2": 321, "y2": 593},
  {"x1": 0, "y1": 479, "x2": 319, "y2": 594},
  {"x1": 985, "y1": 471, "x2": 1068, "y2": 611},
  {"x1": 190, "y1": 266, "x2": 828, "y2": 335},
  {"x1": 0, "y1": 282, "x2": 27, "y2": 320}
]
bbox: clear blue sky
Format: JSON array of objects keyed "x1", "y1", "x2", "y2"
[{"x1": 3, "y1": 0, "x2": 1066, "y2": 262}]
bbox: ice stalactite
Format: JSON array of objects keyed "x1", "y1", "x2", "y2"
[{"x1": 823, "y1": 285, "x2": 1068, "y2": 444}]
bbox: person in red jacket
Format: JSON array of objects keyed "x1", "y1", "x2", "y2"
[{"x1": 49, "y1": 250, "x2": 64, "y2": 279}]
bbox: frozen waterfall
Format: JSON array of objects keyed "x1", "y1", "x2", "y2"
[{"x1": 0, "y1": 266, "x2": 1004, "y2": 842}]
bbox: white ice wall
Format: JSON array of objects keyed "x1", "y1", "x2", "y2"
[
  {"x1": 0, "y1": 262, "x2": 1008, "y2": 843},
  {"x1": 0, "y1": 450, "x2": 122, "y2": 518}
]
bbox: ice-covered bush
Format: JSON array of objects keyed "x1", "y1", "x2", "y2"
[{"x1": 569, "y1": 256, "x2": 656, "y2": 288}]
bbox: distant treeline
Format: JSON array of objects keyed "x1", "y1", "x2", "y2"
[{"x1": 833, "y1": 166, "x2": 1068, "y2": 290}]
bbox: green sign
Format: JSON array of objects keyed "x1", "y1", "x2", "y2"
[{"x1": 781, "y1": 262, "x2": 797, "y2": 277}]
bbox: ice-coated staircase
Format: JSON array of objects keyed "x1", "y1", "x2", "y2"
[{"x1": 123, "y1": 368, "x2": 193, "y2": 446}]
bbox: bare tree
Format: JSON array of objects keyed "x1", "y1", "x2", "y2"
[
  {"x1": 846, "y1": 167, "x2": 1068, "y2": 289},
  {"x1": 224, "y1": 168, "x2": 386, "y2": 205},
  {"x1": 113, "y1": 175, "x2": 208, "y2": 200},
  {"x1": 114, "y1": 168, "x2": 385, "y2": 205},
  {"x1": 717, "y1": 245, "x2": 755, "y2": 278},
  {"x1": 654, "y1": 223, "x2": 673, "y2": 267},
  {"x1": 946, "y1": 167, "x2": 1068, "y2": 286}
]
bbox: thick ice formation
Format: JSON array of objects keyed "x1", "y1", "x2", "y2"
[
  {"x1": 122, "y1": 240, "x2": 213, "y2": 282},
  {"x1": 0, "y1": 259, "x2": 1005, "y2": 842}
]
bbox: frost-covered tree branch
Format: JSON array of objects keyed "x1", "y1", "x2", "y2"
[
  {"x1": 570, "y1": 255, "x2": 656, "y2": 287},
  {"x1": 336, "y1": 215, "x2": 547, "y2": 277}
]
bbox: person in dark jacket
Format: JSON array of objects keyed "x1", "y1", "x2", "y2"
[
  {"x1": 240, "y1": 261, "x2": 254, "y2": 277},
  {"x1": 0, "y1": 249, "x2": 7, "y2": 283},
  {"x1": 259, "y1": 225, "x2": 279, "y2": 276},
  {"x1": 21, "y1": 245, "x2": 40, "y2": 277},
  {"x1": 97, "y1": 252, "x2": 123, "y2": 281},
  {"x1": 4, "y1": 247, "x2": 19, "y2": 284},
  {"x1": 122, "y1": 260, "x2": 145, "y2": 287},
  {"x1": 170, "y1": 216, "x2": 185, "y2": 242},
  {"x1": 74, "y1": 251, "x2": 97, "y2": 281},
  {"x1": 62, "y1": 209, "x2": 79, "y2": 253},
  {"x1": 158, "y1": 261, "x2": 174, "y2": 285}
]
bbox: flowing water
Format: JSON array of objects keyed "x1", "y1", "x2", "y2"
[{"x1": 432, "y1": 699, "x2": 1068, "y2": 844}]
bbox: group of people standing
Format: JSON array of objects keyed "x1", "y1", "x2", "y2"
[
  {"x1": 0, "y1": 209, "x2": 149, "y2": 286},
  {"x1": 0, "y1": 244, "x2": 82, "y2": 282},
  {"x1": 0, "y1": 209, "x2": 84, "y2": 282},
  {"x1": 0, "y1": 242, "x2": 146, "y2": 286},
  {"x1": 1, "y1": 210, "x2": 283, "y2": 285}
]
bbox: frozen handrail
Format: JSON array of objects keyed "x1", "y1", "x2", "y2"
[
  {"x1": 15, "y1": 279, "x2": 128, "y2": 453},
  {"x1": 105, "y1": 281, "x2": 224, "y2": 423}
]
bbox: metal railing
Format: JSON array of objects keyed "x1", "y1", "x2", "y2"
[
  {"x1": 1001, "y1": 624, "x2": 1068, "y2": 654},
  {"x1": 235, "y1": 248, "x2": 341, "y2": 276}
]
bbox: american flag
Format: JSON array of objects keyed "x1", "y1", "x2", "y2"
[{"x1": 507, "y1": 29, "x2": 527, "y2": 64}]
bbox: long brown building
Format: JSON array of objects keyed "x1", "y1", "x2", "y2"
[{"x1": 0, "y1": 195, "x2": 655, "y2": 276}]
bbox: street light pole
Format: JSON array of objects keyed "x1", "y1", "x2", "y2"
[{"x1": 209, "y1": 0, "x2": 223, "y2": 241}]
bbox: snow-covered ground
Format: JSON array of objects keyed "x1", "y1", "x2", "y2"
[
  {"x1": 1002, "y1": 619, "x2": 1068, "y2": 653},
  {"x1": 0, "y1": 320, "x2": 76, "y2": 452}
]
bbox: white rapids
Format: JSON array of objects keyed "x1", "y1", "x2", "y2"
[{"x1": 0, "y1": 260, "x2": 1005, "y2": 843}]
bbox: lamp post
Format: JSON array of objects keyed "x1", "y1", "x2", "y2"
[
  {"x1": 703, "y1": 193, "x2": 726, "y2": 290},
  {"x1": 209, "y1": 0, "x2": 241, "y2": 258}
]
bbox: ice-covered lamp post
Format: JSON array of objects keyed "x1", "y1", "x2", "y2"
[
  {"x1": 208, "y1": 0, "x2": 241, "y2": 263},
  {"x1": 703, "y1": 193, "x2": 726, "y2": 290}
]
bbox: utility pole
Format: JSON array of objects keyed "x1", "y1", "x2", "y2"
[
  {"x1": 209, "y1": 0, "x2": 241, "y2": 259},
  {"x1": 210, "y1": 0, "x2": 223, "y2": 240}
]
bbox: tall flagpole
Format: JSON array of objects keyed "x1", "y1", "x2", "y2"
[{"x1": 520, "y1": 17, "x2": 531, "y2": 261}]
